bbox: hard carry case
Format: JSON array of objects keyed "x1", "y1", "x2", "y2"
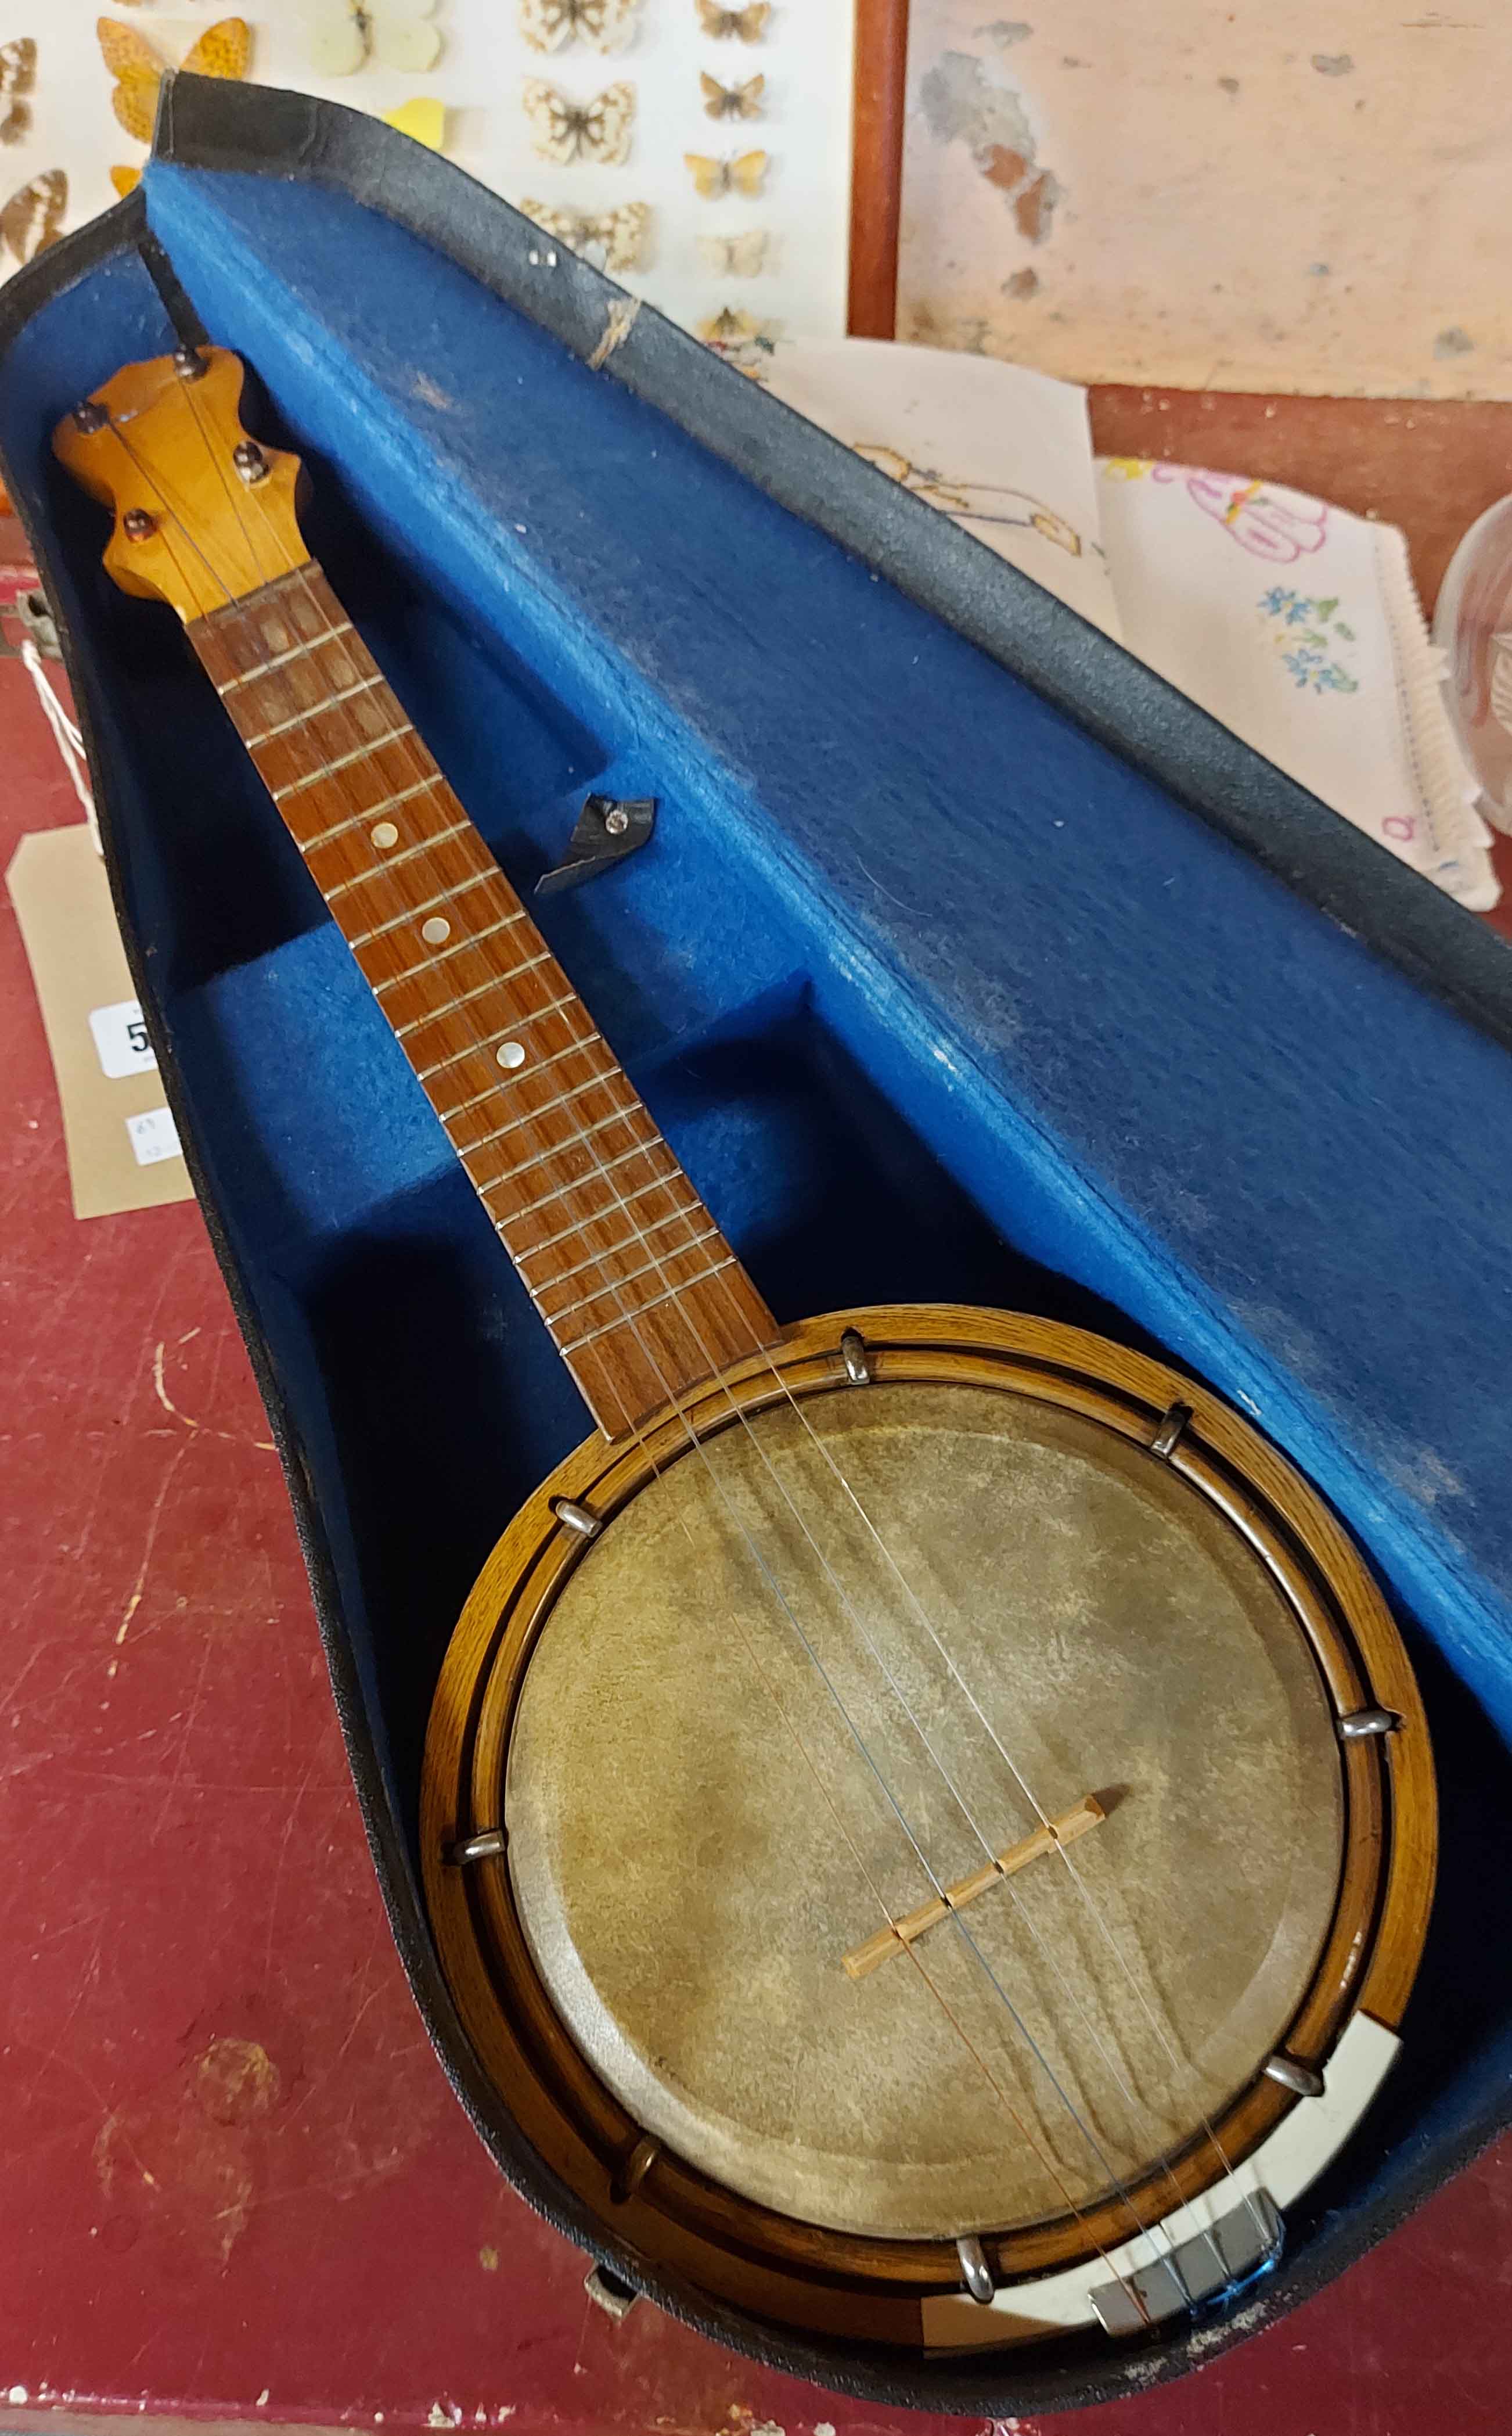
[{"x1": 3, "y1": 75, "x2": 1511, "y2": 2415}]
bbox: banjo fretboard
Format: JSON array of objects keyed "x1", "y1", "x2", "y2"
[{"x1": 189, "y1": 562, "x2": 780, "y2": 1435}]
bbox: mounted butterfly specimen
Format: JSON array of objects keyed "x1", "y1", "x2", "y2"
[
  {"x1": 384, "y1": 96, "x2": 448, "y2": 149},
  {"x1": 684, "y1": 148, "x2": 766, "y2": 199},
  {"x1": 99, "y1": 16, "x2": 251, "y2": 145},
  {"x1": 300, "y1": 0, "x2": 442, "y2": 76},
  {"x1": 0, "y1": 167, "x2": 63, "y2": 265},
  {"x1": 700, "y1": 70, "x2": 763, "y2": 119},
  {"x1": 0, "y1": 39, "x2": 36, "y2": 147},
  {"x1": 696, "y1": 0, "x2": 770, "y2": 37},
  {"x1": 698, "y1": 229, "x2": 766, "y2": 278},
  {"x1": 696, "y1": 302, "x2": 769, "y2": 346},
  {"x1": 520, "y1": 198, "x2": 650, "y2": 272},
  {"x1": 522, "y1": 78, "x2": 634, "y2": 165},
  {"x1": 519, "y1": 0, "x2": 639, "y2": 52}
]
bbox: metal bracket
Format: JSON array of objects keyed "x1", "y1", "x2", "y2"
[
  {"x1": 535, "y1": 793, "x2": 656, "y2": 897},
  {"x1": 1090, "y1": 2189, "x2": 1283, "y2": 2337},
  {"x1": 840, "y1": 1328, "x2": 872, "y2": 1386},
  {"x1": 552, "y1": 1496, "x2": 604, "y2": 1540},
  {"x1": 1264, "y1": 2051, "x2": 1326, "y2": 2098},
  {"x1": 446, "y1": 1828, "x2": 507, "y2": 1867},
  {"x1": 1338, "y1": 1706, "x2": 1401, "y2": 1741},
  {"x1": 1150, "y1": 1402, "x2": 1193, "y2": 1460},
  {"x1": 956, "y1": 2235, "x2": 995, "y2": 2304}
]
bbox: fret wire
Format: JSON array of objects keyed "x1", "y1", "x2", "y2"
[
  {"x1": 271, "y1": 721, "x2": 417, "y2": 800},
  {"x1": 474, "y1": 1103, "x2": 655, "y2": 1186},
  {"x1": 509, "y1": 1027, "x2": 603, "y2": 1077},
  {"x1": 513, "y1": 1170, "x2": 696, "y2": 1264},
  {"x1": 347, "y1": 867, "x2": 498, "y2": 950},
  {"x1": 242, "y1": 671, "x2": 384, "y2": 749},
  {"x1": 546, "y1": 1233, "x2": 728, "y2": 1327},
  {"x1": 192, "y1": 566, "x2": 779, "y2": 1421},
  {"x1": 393, "y1": 963, "x2": 570, "y2": 1040},
  {"x1": 504, "y1": 1138, "x2": 681, "y2": 1228},
  {"x1": 373, "y1": 909, "x2": 530, "y2": 993},
  {"x1": 528, "y1": 1216, "x2": 721, "y2": 1298},
  {"x1": 322, "y1": 820, "x2": 472, "y2": 897},
  {"x1": 556, "y1": 1255, "x2": 740, "y2": 1352},
  {"x1": 215, "y1": 619, "x2": 353, "y2": 692},
  {"x1": 424, "y1": 986, "x2": 578, "y2": 1074},
  {"x1": 414, "y1": 1005, "x2": 596, "y2": 1086},
  {"x1": 303, "y1": 775, "x2": 444, "y2": 853},
  {"x1": 449, "y1": 1068, "x2": 636, "y2": 1158},
  {"x1": 413, "y1": 974, "x2": 560, "y2": 1082}
]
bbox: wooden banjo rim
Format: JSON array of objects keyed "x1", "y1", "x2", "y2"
[{"x1": 421, "y1": 1304, "x2": 1436, "y2": 2347}]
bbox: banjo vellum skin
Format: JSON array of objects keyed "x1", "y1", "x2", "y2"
[
  {"x1": 54, "y1": 346, "x2": 1437, "y2": 2369},
  {"x1": 423, "y1": 1308, "x2": 1434, "y2": 2349}
]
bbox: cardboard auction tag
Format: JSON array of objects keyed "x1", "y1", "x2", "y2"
[{"x1": 6, "y1": 822, "x2": 195, "y2": 1220}]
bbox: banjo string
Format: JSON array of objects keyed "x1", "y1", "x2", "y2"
[
  {"x1": 632, "y1": 1421, "x2": 1157, "y2": 2315},
  {"x1": 129, "y1": 396, "x2": 1208, "y2": 2298},
  {"x1": 679, "y1": 1272, "x2": 1274, "y2": 2254},
  {"x1": 215, "y1": 481, "x2": 1218, "y2": 2297}
]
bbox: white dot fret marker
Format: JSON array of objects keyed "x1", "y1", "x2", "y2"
[
  {"x1": 371, "y1": 821, "x2": 399, "y2": 849},
  {"x1": 496, "y1": 1040, "x2": 527, "y2": 1070},
  {"x1": 421, "y1": 916, "x2": 451, "y2": 946}
]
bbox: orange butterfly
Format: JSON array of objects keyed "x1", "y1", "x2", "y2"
[{"x1": 98, "y1": 15, "x2": 251, "y2": 173}]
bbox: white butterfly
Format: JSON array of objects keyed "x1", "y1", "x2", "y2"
[
  {"x1": 521, "y1": 198, "x2": 650, "y2": 271},
  {"x1": 518, "y1": 0, "x2": 639, "y2": 53},
  {"x1": 521, "y1": 78, "x2": 634, "y2": 164},
  {"x1": 301, "y1": 0, "x2": 442, "y2": 78},
  {"x1": 697, "y1": 229, "x2": 766, "y2": 278}
]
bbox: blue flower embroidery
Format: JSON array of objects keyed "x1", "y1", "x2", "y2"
[{"x1": 1261, "y1": 589, "x2": 1359, "y2": 695}]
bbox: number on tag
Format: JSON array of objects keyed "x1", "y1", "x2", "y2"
[{"x1": 89, "y1": 996, "x2": 157, "y2": 1080}]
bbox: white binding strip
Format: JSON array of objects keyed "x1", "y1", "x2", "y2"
[
  {"x1": 920, "y1": 2014, "x2": 1402, "y2": 2347},
  {"x1": 322, "y1": 821, "x2": 472, "y2": 896},
  {"x1": 216, "y1": 621, "x2": 353, "y2": 692},
  {"x1": 242, "y1": 672, "x2": 384, "y2": 748},
  {"x1": 271, "y1": 723, "x2": 416, "y2": 799}
]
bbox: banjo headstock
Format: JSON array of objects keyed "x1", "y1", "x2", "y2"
[{"x1": 53, "y1": 344, "x2": 307, "y2": 621}]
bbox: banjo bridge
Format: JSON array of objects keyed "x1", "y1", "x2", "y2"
[{"x1": 841, "y1": 1793, "x2": 1106, "y2": 1981}]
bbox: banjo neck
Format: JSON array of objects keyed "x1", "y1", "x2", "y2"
[
  {"x1": 188, "y1": 561, "x2": 781, "y2": 1433},
  {"x1": 53, "y1": 344, "x2": 778, "y2": 1434}
]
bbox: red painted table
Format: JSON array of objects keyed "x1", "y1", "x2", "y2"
[{"x1": 1, "y1": 634, "x2": 1504, "y2": 2436}]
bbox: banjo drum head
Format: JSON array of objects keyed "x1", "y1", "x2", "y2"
[{"x1": 502, "y1": 1377, "x2": 1349, "y2": 2242}]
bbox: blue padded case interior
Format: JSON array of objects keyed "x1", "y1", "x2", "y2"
[{"x1": 3, "y1": 77, "x2": 1511, "y2": 2416}]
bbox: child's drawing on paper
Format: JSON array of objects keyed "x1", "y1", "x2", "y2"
[
  {"x1": 855, "y1": 443, "x2": 1083, "y2": 556},
  {"x1": 1105, "y1": 459, "x2": 1330, "y2": 565}
]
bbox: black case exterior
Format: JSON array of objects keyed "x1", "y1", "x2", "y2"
[{"x1": 2, "y1": 77, "x2": 1511, "y2": 2416}]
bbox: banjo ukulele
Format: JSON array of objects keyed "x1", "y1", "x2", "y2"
[{"x1": 57, "y1": 346, "x2": 1436, "y2": 2359}]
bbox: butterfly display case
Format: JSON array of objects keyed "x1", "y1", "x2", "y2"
[{"x1": 3, "y1": 76, "x2": 1512, "y2": 2417}]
